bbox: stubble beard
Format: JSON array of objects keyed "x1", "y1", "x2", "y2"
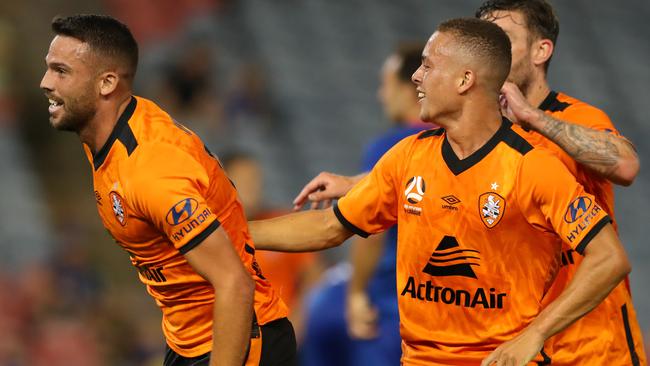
[{"x1": 51, "y1": 92, "x2": 97, "y2": 133}]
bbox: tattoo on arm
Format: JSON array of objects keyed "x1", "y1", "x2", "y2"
[{"x1": 538, "y1": 114, "x2": 633, "y2": 178}]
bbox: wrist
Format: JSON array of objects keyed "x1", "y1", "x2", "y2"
[
  {"x1": 525, "y1": 321, "x2": 551, "y2": 342},
  {"x1": 524, "y1": 108, "x2": 547, "y2": 132}
]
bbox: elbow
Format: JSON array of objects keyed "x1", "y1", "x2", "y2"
[
  {"x1": 322, "y1": 212, "x2": 349, "y2": 250},
  {"x1": 611, "y1": 155, "x2": 639, "y2": 186},
  {"x1": 609, "y1": 250, "x2": 631, "y2": 283},
  {"x1": 217, "y1": 269, "x2": 255, "y2": 301},
  {"x1": 617, "y1": 255, "x2": 632, "y2": 280}
]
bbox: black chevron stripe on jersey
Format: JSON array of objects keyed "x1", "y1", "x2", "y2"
[{"x1": 422, "y1": 236, "x2": 480, "y2": 279}]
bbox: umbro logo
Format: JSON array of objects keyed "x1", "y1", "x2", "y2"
[
  {"x1": 422, "y1": 236, "x2": 480, "y2": 278},
  {"x1": 441, "y1": 195, "x2": 460, "y2": 211}
]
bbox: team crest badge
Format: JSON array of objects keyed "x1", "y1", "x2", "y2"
[
  {"x1": 478, "y1": 192, "x2": 505, "y2": 228},
  {"x1": 109, "y1": 191, "x2": 127, "y2": 226}
]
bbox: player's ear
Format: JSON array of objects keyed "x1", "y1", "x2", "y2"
[
  {"x1": 98, "y1": 71, "x2": 119, "y2": 96},
  {"x1": 458, "y1": 70, "x2": 475, "y2": 94},
  {"x1": 532, "y1": 39, "x2": 554, "y2": 68}
]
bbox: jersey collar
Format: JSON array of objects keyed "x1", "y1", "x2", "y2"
[
  {"x1": 442, "y1": 117, "x2": 512, "y2": 176},
  {"x1": 93, "y1": 96, "x2": 138, "y2": 170},
  {"x1": 538, "y1": 90, "x2": 570, "y2": 112}
]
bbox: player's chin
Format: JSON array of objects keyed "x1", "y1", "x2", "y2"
[
  {"x1": 419, "y1": 110, "x2": 433, "y2": 123},
  {"x1": 49, "y1": 115, "x2": 74, "y2": 132}
]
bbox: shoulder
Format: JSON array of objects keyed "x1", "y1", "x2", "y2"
[
  {"x1": 499, "y1": 123, "x2": 534, "y2": 156},
  {"x1": 552, "y1": 92, "x2": 614, "y2": 129},
  {"x1": 131, "y1": 96, "x2": 205, "y2": 147}
]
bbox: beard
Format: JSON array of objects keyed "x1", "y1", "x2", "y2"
[
  {"x1": 507, "y1": 55, "x2": 535, "y2": 97},
  {"x1": 51, "y1": 92, "x2": 98, "y2": 133}
]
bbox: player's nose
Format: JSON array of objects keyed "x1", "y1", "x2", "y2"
[
  {"x1": 411, "y1": 66, "x2": 423, "y2": 85},
  {"x1": 40, "y1": 70, "x2": 54, "y2": 92}
]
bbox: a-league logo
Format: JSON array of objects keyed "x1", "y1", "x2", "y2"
[{"x1": 405, "y1": 176, "x2": 426, "y2": 204}]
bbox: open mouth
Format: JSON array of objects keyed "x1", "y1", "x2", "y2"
[
  {"x1": 417, "y1": 92, "x2": 426, "y2": 102},
  {"x1": 48, "y1": 97, "x2": 64, "y2": 114}
]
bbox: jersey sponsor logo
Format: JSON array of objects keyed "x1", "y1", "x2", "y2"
[
  {"x1": 166, "y1": 198, "x2": 199, "y2": 226},
  {"x1": 401, "y1": 277, "x2": 507, "y2": 309},
  {"x1": 94, "y1": 190, "x2": 102, "y2": 206},
  {"x1": 109, "y1": 191, "x2": 127, "y2": 226},
  {"x1": 137, "y1": 264, "x2": 167, "y2": 283},
  {"x1": 565, "y1": 204, "x2": 602, "y2": 243},
  {"x1": 422, "y1": 236, "x2": 479, "y2": 278},
  {"x1": 478, "y1": 192, "x2": 505, "y2": 228},
  {"x1": 441, "y1": 195, "x2": 461, "y2": 211},
  {"x1": 171, "y1": 207, "x2": 213, "y2": 242},
  {"x1": 564, "y1": 196, "x2": 592, "y2": 223},
  {"x1": 401, "y1": 236, "x2": 507, "y2": 309}
]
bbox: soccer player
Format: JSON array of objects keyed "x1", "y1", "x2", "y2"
[
  {"x1": 299, "y1": 43, "x2": 427, "y2": 366},
  {"x1": 40, "y1": 15, "x2": 295, "y2": 366},
  {"x1": 251, "y1": 18, "x2": 631, "y2": 365},
  {"x1": 476, "y1": 1, "x2": 646, "y2": 364}
]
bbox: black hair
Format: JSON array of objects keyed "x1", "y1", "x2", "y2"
[
  {"x1": 52, "y1": 14, "x2": 139, "y2": 81},
  {"x1": 438, "y1": 18, "x2": 512, "y2": 91}
]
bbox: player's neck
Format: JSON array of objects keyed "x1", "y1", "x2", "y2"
[
  {"x1": 523, "y1": 73, "x2": 551, "y2": 109},
  {"x1": 79, "y1": 94, "x2": 133, "y2": 154},
  {"x1": 443, "y1": 102, "x2": 503, "y2": 160}
]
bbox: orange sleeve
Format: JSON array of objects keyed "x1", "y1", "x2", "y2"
[
  {"x1": 334, "y1": 137, "x2": 411, "y2": 237},
  {"x1": 517, "y1": 148, "x2": 611, "y2": 254},
  {"x1": 562, "y1": 104, "x2": 620, "y2": 135},
  {"x1": 129, "y1": 143, "x2": 220, "y2": 254}
]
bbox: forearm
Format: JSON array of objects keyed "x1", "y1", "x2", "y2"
[
  {"x1": 348, "y1": 233, "x2": 385, "y2": 295},
  {"x1": 529, "y1": 111, "x2": 639, "y2": 185},
  {"x1": 211, "y1": 277, "x2": 255, "y2": 365},
  {"x1": 250, "y1": 208, "x2": 352, "y2": 252},
  {"x1": 526, "y1": 241, "x2": 630, "y2": 340}
]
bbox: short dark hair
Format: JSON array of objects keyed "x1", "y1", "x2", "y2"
[
  {"x1": 394, "y1": 42, "x2": 426, "y2": 82},
  {"x1": 476, "y1": 0, "x2": 559, "y2": 71},
  {"x1": 52, "y1": 15, "x2": 139, "y2": 81},
  {"x1": 437, "y1": 18, "x2": 511, "y2": 92}
]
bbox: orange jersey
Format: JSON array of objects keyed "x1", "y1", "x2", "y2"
[
  {"x1": 526, "y1": 91, "x2": 646, "y2": 365},
  {"x1": 335, "y1": 119, "x2": 610, "y2": 365},
  {"x1": 84, "y1": 96, "x2": 287, "y2": 357}
]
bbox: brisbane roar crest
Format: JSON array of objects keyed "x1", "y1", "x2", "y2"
[
  {"x1": 109, "y1": 191, "x2": 128, "y2": 226},
  {"x1": 478, "y1": 192, "x2": 505, "y2": 228}
]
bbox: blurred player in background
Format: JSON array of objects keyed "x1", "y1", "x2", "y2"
[
  {"x1": 251, "y1": 18, "x2": 631, "y2": 365},
  {"x1": 40, "y1": 14, "x2": 295, "y2": 366},
  {"x1": 221, "y1": 151, "x2": 323, "y2": 342},
  {"x1": 296, "y1": 1, "x2": 646, "y2": 363},
  {"x1": 298, "y1": 43, "x2": 427, "y2": 366}
]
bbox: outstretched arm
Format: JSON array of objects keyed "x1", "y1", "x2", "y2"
[
  {"x1": 500, "y1": 82, "x2": 639, "y2": 186},
  {"x1": 250, "y1": 207, "x2": 353, "y2": 252},
  {"x1": 292, "y1": 172, "x2": 367, "y2": 210},
  {"x1": 482, "y1": 223, "x2": 630, "y2": 366}
]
